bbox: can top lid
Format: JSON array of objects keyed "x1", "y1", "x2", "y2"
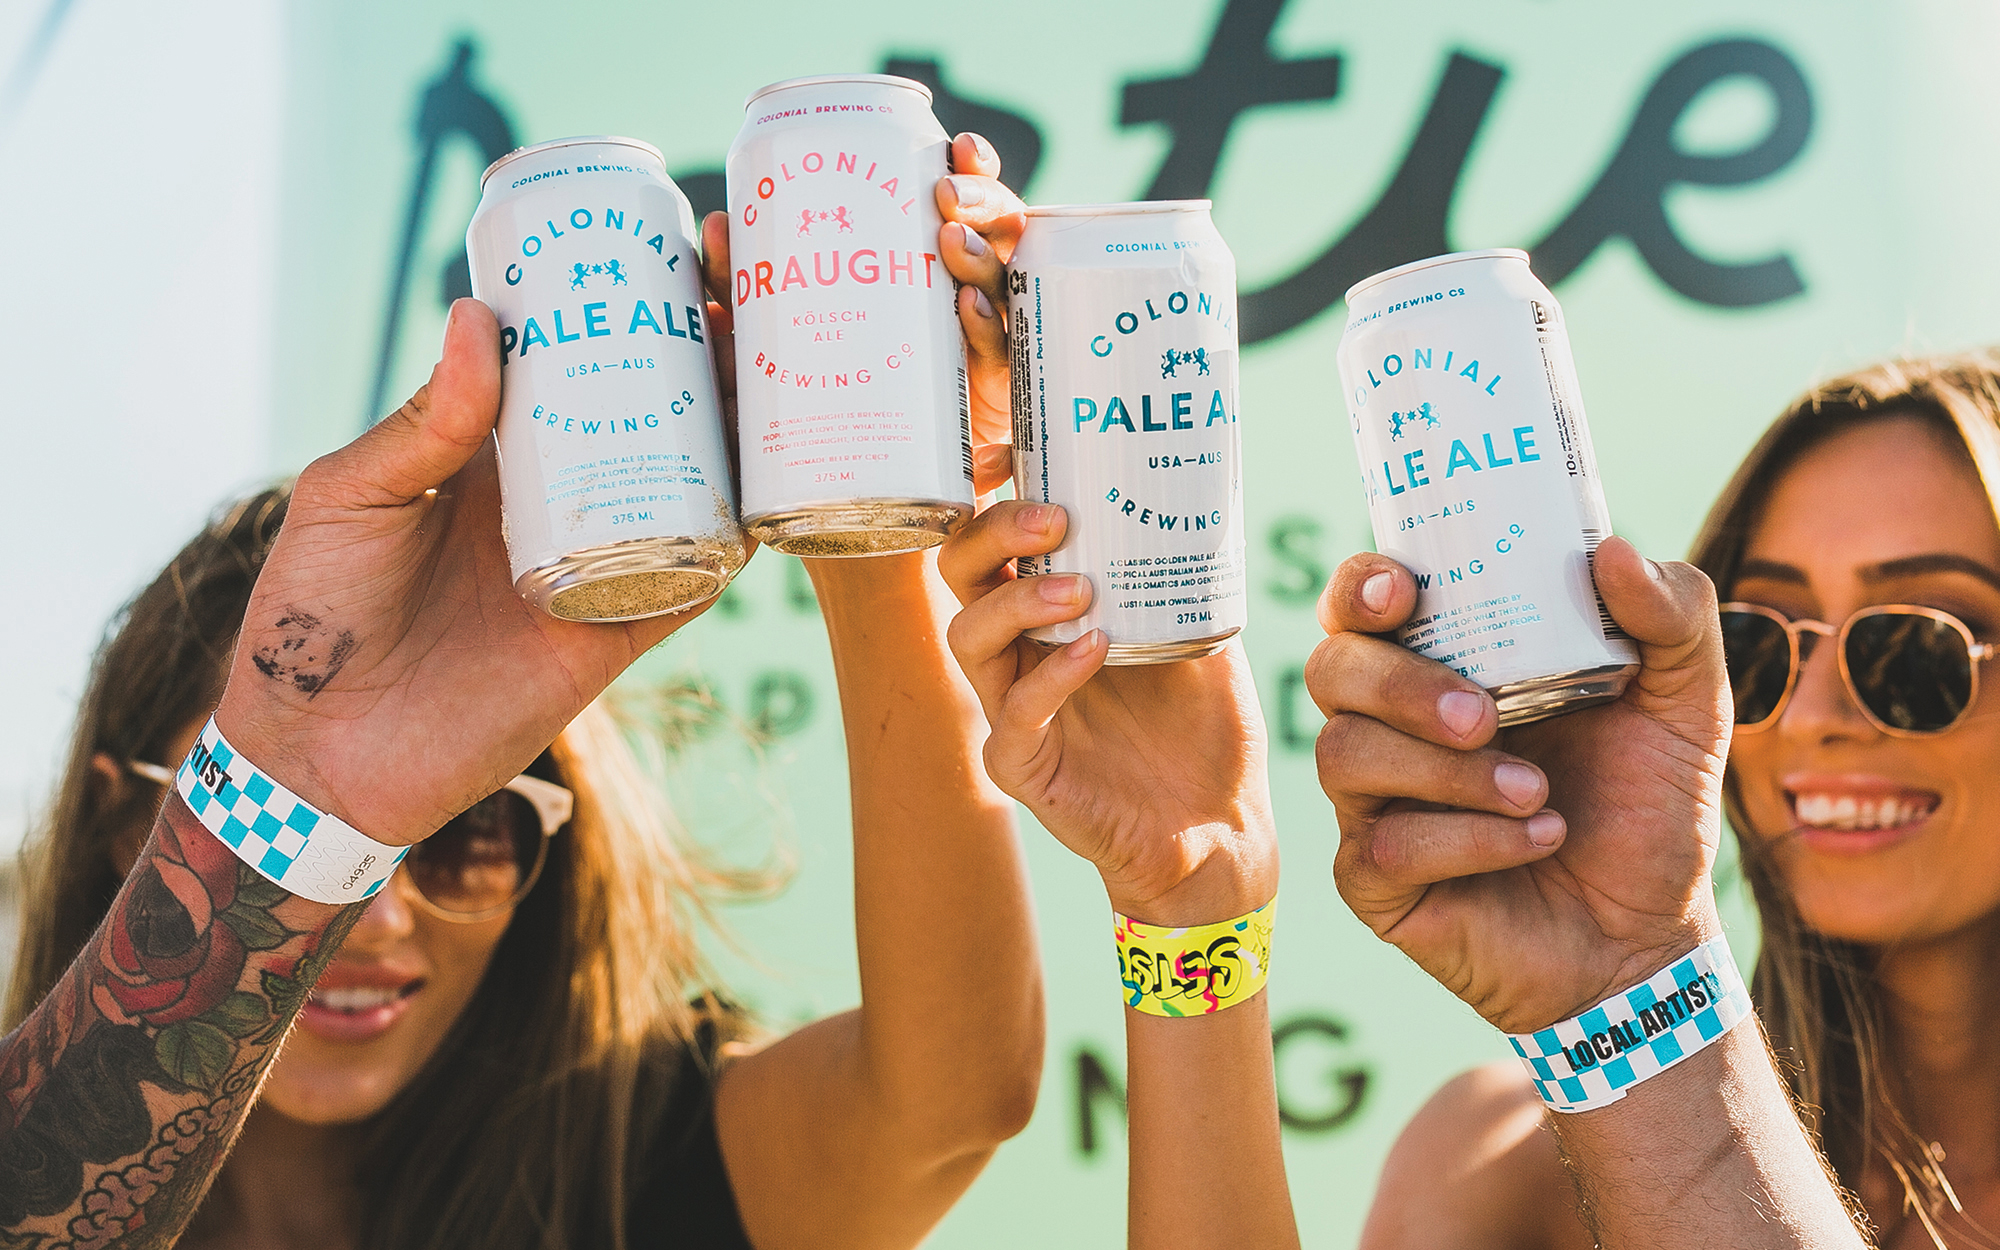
[
  {"x1": 743, "y1": 73, "x2": 933, "y2": 111},
  {"x1": 1026, "y1": 200, "x2": 1214, "y2": 217},
  {"x1": 481, "y1": 135, "x2": 665, "y2": 190},
  {"x1": 1343, "y1": 248, "x2": 1530, "y2": 304}
]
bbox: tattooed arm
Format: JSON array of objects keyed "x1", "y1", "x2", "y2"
[
  {"x1": 1, "y1": 299, "x2": 726, "y2": 1246},
  {"x1": 0, "y1": 799, "x2": 363, "y2": 1248}
]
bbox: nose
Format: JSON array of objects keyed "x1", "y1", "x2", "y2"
[
  {"x1": 338, "y1": 868, "x2": 422, "y2": 952},
  {"x1": 1779, "y1": 626, "x2": 1877, "y2": 744}
]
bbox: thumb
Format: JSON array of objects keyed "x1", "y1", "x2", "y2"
[
  {"x1": 1594, "y1": 536, "x2": 1724, "y2": 684},
  {"x1": 328, "y1": 299, "x2": 503, "y2": 505}
]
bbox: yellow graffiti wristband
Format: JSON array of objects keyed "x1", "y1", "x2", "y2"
[{"x1": 1114, "y1": 896, "x2": 1275, "y2": 1017}]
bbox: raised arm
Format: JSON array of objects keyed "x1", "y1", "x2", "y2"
[
  {"x1": 0, "y1": 302, "x2": 708, "y2": 1246},
  {"x1": 937, "y1": 501, "x2": 1297, "y2": 1250},
  {"x1": 707, "y1": 134, "x2": 1043, "y2": 1250},
  {"x1": 1310, "y1": 542, "x2": 1865, "y2": 1249}
]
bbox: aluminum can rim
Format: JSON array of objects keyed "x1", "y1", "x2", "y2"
[
  {"x1": 1343, "y1": 248, "x2": 1531, "y2": 305},
  {"x1": 480, "y1": 135, "x2": 666, "y2": 190},
  {"x1": 742, "y1": 73, "x2": 933, "y2": 111},
  {"x1": 1026, "y1": 200, "x2": 1214, "y2": 217}
]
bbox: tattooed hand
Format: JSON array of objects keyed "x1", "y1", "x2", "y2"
[
  {"x1": 1, "y1": 298, "x2": 743, "y2": 1248},
  {"x1": 216, "y1": 298, "x2": 737, "y2": 845}
]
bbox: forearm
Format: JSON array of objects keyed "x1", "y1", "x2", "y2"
[
  {"x1": 808, "y1": 552, "x2": 1042, "y2": 1144},
  {"x1": 0, "y1": 795, "x2": 361, "y2": 1245},
  {"x1": 1550, "y1": 1020, "x2": 1867, "y2": 1248},
  {"x1": 1116, "y1": 838, "x2": 1294, "y2": 1248},
  {"x1": 1126, "y1": 989, "x2": 1299, "y2": 1249}
]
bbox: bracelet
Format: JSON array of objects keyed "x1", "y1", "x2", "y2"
[
  {"x1": 1506, "y1": 934, "x2": 1752, "y2": 1113},
  {"x1": 175, "y1": 717, "x2": 408, "y2": 906},
  {"x1": 1114, "y1": 896, "x2": 1274, "y2": 1017}
]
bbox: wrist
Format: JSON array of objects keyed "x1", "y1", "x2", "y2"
[{"x1": 1104, "y1": 821, "x2": 1279, "y2": 926}]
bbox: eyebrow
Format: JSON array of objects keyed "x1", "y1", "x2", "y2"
[
  {"x1": 1733, "y1": 558, "x2": 1809, "y2": 585},
  {"x1": 1859, "y1": 553, "x2": 2000, "y2": 593}
]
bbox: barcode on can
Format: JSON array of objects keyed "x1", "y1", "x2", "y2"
[
  {"x1": 1581, "y1": 527, "x2": 1631, "y2": 640},
  {"x1": 957, "y1": 361, "x2": 973, "y2": 483}
]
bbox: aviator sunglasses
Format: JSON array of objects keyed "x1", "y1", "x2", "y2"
[
  {"x1": 128, "y1": 760, "x2": 573, "y2": 922},
  {"x1": 1720, "y1": 603, "x2": 1997, "y2": 736}
]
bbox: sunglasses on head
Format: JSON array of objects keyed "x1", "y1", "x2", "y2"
[
  {"x1": 1719, "y1": 603, "x2": 1996, "y2": 736},
  {"x1": 129, "y1": 760, "x2": 573, "y2": 921}
]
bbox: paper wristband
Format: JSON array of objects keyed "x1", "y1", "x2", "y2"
[
  {"x1": 1506, "y1": 934, "x2": 1753, "y2": 1114},
  {"x1": 1114, "y1": 896, "x2": 1274, "y2": 1018},
  {"x1": 175, "y1": 717, "x2": 408, "y2": 906}
]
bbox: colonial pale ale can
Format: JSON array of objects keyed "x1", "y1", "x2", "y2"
[
  {"x1": 726, "y1": 75, "x2": 973, "y2": 556},
  {"x1": 1008, "y1": 201, "x2": 1246, "y2": 663},
  {"x1": 468, "y1": 136, "x2": 743, "y2": 621},
  {"x1": 1336, "y1": 249, "x2": 1639, "y2": 724}
]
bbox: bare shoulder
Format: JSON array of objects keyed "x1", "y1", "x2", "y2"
[{"x1": 1357, "y1": 1061, "x2": 1593, "y2": 1250}]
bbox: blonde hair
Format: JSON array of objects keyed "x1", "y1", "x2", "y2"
[
  {"x1": 1690, "y1": 350, "x2": 2000, "y2": 1246},
  {"x1": 6, "y1": 485, "x2": 757, "y2": 1249}
]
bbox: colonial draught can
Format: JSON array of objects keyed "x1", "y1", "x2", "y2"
[
  {"x1": 468, "y1": 136, "x2": 743, "y2": 620},
  {"x1": 727, "y1": 74, "x2": 973, "y2": 556},
  {"x1": 1008, "y1": 201, "x2": 1246, "y2": 663},
  {"x1": 1337, "y1": 249, "x2": 1638, "y2": 724}
]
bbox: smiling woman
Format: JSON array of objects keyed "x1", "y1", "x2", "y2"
[{"x1": 1688, "y1": 356, "x2": 2000, "y2": 1246}]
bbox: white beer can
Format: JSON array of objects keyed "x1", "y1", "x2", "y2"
[
  {"x1": 726, "y1": 74, "x2": 973, "y2": 556},
  {"x1": 1336, "y1": 249, "x2": 1639, "y2": 724},
  {"x1": 1008, "y1": 201, "x2": 1246, "y2": 663},
  {"x1": 468, "y1": 136, "x2": 743, "y2": 621}
]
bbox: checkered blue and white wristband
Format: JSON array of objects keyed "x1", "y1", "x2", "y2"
[
  {"x1": 1505, "y1": 935, "x2": 1753, "y2": 1114},
  {"x1": 175, "y1": 716, "x2": 408, "y2": 906}
]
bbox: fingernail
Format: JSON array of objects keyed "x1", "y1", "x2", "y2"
[
  {"x1": 1067, "y1": 629, "x2": 1102, "y2": 657},
  {"x1": 971, "y1": 132, "x2": 997, "y2": 164},
  {"x1": 1019, "y1": 502, "x2": 1055, "y2": 533},
  {"x1": 959, "y1": 225, "x2": 991, "y2": 257},
  {"x1": 1645, "y1": 557, "x2": 1665, "y2": 581},
  {"x1": 1361, "y1": 571, "x2": 1393, "y2": 614},
  {"x1": 1040, "y1": 574, "x2": 1084, "y2": 605},
  {"x1": 1527, "y1": 811, "x2": 1565, "y2": 847},
  {"x1": 1437, "y1": 690, "x2": 1484, "y2": 739},
  {"x1": 1493, "y1": 762, "x2": 1544, "y2": 809},
  {"x1": 947, "y1": 175, "x2": 986, "y2": 208},
  {"x1": 971, "y1": 287, "x2": 995, "y2": 319}
]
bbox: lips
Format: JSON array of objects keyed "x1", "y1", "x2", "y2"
[{"x1": 298, "y1": 967, "x2": 425, "y2": 1043}]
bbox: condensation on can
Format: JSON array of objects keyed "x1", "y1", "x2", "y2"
[
  {"x1": 1337, "y1": 248, "x2": 1638, "y2": 725},
  {"x1": 1007, "y1": 201, "x2": 1247, "y2": 665},
  {"x1": 726, "y1": 75, "x2": 973, "y2": 557},
  {"x1": 467, "y1": 135, "x2": 743, "y2": 621}
]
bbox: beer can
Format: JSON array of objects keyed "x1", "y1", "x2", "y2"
[
  {"x1": 726, "y1": 74, "x2": 973, "y2": 556},
  {"x1": 1336, "y1": 249, "x2": 1639, "y2": 725},
  {"x1": 468, "y1": 136, "x2": 743, "y2": 621},
  {"x1": 1007, "y1": 201, "x2": 1246, "y2": 664}
]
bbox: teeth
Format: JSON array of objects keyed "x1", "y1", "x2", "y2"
[
  {"x1": 311, "y1": 986, "x2": 408, "y2": 1012},
  {"x1": 1791, "y1": 792, "x2": 1937, "y2": 832}
]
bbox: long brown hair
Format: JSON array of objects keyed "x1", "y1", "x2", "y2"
[
  {"x1": 1690, "y1": 351, "x2": 2000, "y2": 1245},
  {"x1": 5, "y1": 485, "x2": 754, "y2": 1249}
]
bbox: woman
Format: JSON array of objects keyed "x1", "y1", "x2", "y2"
[
  {"x1": 1355, "y1": 351, "x2": 2000, "y2": 1249},
  {"x1": 2, "y1": 135, "x2": 1043, "y2": 1250}
]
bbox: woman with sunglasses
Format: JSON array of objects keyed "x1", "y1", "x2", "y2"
[
  {"x1": 1328, "y1": 352, "x2": 2000, "y2": 1249},
  {"x1": 2, "y1": 136, "x2": 1044, "y2": 1250}
]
